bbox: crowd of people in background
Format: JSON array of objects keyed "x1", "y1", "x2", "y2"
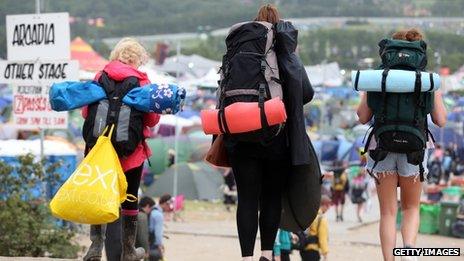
[{"x1": 137, "y1": 194, "x2": 174, "y2": 261}]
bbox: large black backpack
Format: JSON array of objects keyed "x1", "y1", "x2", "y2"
[
  {"x1": 364, "y1": 39, "x2": 434, "y2": 183},
  {"x1": 218, "y1": 21, "x2": 283, "y2": 143},
  {"x1": 82, "y1": 72, "x2": 144, "y2": 157}
]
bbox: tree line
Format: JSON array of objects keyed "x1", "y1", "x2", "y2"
[
  {"x1": 183, "y1": 28, "x2": 464, "y2": 72},
  {"x1": 1, "y1": 0, "x2": 464, "y2": 58}
]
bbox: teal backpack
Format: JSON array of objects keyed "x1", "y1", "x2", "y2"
[{"x1": 364, "y1": 39, "x2": 434, "y2": 183}]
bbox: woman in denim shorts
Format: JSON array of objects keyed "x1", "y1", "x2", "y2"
[{"x1": 357, "y1": 29, "x2": 447, "y2": 261}]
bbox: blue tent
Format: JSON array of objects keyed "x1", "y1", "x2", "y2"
[
  {"x1": 457, "y1": 97, "x2": 464, "y2": 107},
  {"x1": 344, "y1": 136, "x2": 364, "y2": 165},
  {"x1": 313, "y1": 139, "x2": 353, "y2": 165},
  {"x1": 447, "y1": 111, "x2": 464, "y2": 122},
  {"x1": 177, "y1": 108, "x2": 200, "y2": 119},
  {"x1": 0, "y1": 140, "x2": 77, "y2": 200},
  {"x1": 429, "y1": 127, "x2": 464, "y2": 148}
]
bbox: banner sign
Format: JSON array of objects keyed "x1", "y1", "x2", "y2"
[
  {"x1": 12, "y1": 84, "x2": 68, "y2": 129},
  {"x1": 4, "y1": 12, "x2": 75, "y2": 130},
  {"x1": 0, "y1": 60, "x2": 79, "y2": 85},
  {"x1": 6, "y1": 12, "x2": 70, "y2": 60}
]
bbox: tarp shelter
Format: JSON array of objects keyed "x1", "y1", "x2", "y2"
[
  {"x1": 139, "y1": 63, "x2": 177, "y2": 84},
  {"x1": 145, "y1": 162, "x2": 224, "y2": 200},
  {"x1": 155, "y1": 54, "x2": 220, "y2": 78},
  {"x1": 305, "y1": 62, "x2": 343, "y2": 87},
  {"x1": 0, "y1": 139, "x2": 77, "y2": 199},
  {"x1": 153, "y1": 115, "x2": 197, "y2": 137},
  {"x1": 313, "y1": 139, "x2": 353, "y2": 165},
  {"x1": 71, "y1": 37, "x2": 108, "y2": 73}
]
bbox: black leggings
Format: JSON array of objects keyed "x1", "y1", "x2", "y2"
[
  {"x1": 300, "y1": 250, "x2": 320, "y2": 261},
  {"x1": 229, "y1": 153, "x2": 287, "y2": 257},
  {"x1": 121, "y1": 165, "x2": 143, "y2": 210}
]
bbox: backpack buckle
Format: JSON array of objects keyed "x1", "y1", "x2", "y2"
[{"x1": 260, "y1": 60, "x2": 267, "y2": 72}]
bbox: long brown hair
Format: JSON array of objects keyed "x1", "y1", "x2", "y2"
[
  {"x1": 392, "y1": 28, "x2": 423, "y2": 42},
  {"x1": 255, "y1": 4, "x2": 281, "y2": 24}
]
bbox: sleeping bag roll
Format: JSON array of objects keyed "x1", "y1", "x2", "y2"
[
  {"x1": 201, "y1": 98, "x2": 287, "y2": 135},
  {"x1": 122, "y1": 83, "x2": 186, "y2": 114},
  {"x1": 50, "y1": 81, "x2": 186, "y2": 114},
  {"x1": 50, "y1": 81, "x2": 106, "y2": 111},
  {"x1": 352, "y1": 69, "x2": 441, "y2": 93}
]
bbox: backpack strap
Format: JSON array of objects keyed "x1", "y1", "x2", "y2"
[
  {"x1": 354, "y1": 70, "x2": 361, "y2": 91},
  {"x1": 218, "y1": 109, "x2": 231, "y2": 134},
  {"x1": 419, "y1": 162, "x2": 425, "y2": 182},
  {"x1": 379, "y1": 69, "x2": 390, "y2": 123},
  {"x1": 361, "y1": 124, "x2": 374, "y2": 155},
  {"x1": 367, "y1": 159, "x2": 381, "y2": 185},
  {"x1": 428, "y1": 73, "x2": 434, "y2": 92},
  {"x1": 412, "y1": 70, "x2": 422, "y2": 127},
  {"x1": 99, "y1": 71, "x2": 116, "y2": 97},
  {"x1": 118, "y1": 76, "x2": 140, "y2": 98}
]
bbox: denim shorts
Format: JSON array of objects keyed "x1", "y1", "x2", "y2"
[{"x1": 366, "y1": 152, "x2": 429, "y2": 179}]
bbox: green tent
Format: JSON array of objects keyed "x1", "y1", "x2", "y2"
[
  {"x1": 147, "y1": 133, "x2": 210, "y2": 175},
  {"x1": 145, "y1": 162, "x2": 224, "y2": 200}
]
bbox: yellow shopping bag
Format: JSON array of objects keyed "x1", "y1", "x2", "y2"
[{"x1": 50, "y1": 125, "x2": 129, "y2": 224}]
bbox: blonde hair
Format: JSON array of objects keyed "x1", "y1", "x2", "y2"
[{"x1": 109, "y1": 38, "x2": 149, "y2": 67}]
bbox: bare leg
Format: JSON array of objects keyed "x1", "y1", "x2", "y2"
[
  {"x1": 376, "y1": 173, "x2": 399, "y2": 261},
  {"x1": 357, "y1": 203, "x2": 364, "y2": 222},
  {"x1": 340, "y1": 202, "x2": 345, "y2": 221},
  {"x1": 399, "y1": 175, "x2": 422, "y2": 247}
]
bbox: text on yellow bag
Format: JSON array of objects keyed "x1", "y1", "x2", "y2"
[{"x1": 50, "y1": 125, "x2": 127, "y2": 224}]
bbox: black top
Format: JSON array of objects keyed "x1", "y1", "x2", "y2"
[{"x1": 224, "y1": 127, "x2": 289, "y2": 160}]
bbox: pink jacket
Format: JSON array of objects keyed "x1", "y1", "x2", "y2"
[{"x1": 82, "y1": 60, "x2": 160, "y2": 171}]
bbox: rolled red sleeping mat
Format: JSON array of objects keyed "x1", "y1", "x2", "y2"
[{"x1": 201, "y1": 98, "x2": 287, "y2": 135}]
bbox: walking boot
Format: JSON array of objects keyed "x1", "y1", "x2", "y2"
[
  {"x1": 83, "y1": 224, "x2": 107, "y2": 261},
  {"x1": 121, "y1": 215, "x2": 145, "y2": 261}
]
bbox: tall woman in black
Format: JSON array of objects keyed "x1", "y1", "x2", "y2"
[{"x1": 223, "y1": 5, "x2": 315, "y2": 261}]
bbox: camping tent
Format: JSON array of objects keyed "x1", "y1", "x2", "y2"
[
  {"x1": 147, "y1": 133, "x2": 210, "y2": 175},
  {"x1": 305, "y1": 62, "x2": 343, "y2": 87},
  {"x1": 0, "y1": 139, "x2": 77, "y2": 199},
  {"x1": 155, "y1": 54, "x2": 220, "y2": 78},
  {"x1": 313, "y1": 139, "x2": 353, "y2": 165},
  {"x1": 145, "y1": 162, "x2": 224, "y2": 200},
  {"x1": 71, "y1": 37, "x2": 108, "y2": 75}
]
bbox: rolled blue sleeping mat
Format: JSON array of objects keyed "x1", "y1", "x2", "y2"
[
  {"x1": 50, "y1": 81, "x2": 186, "y2": 114},
  {"x1": 122, "y1": 83, "x2": 186, "y2": 114},
  {"x1": 352, "y1": 69, "x2": 440, "y2": 92},
  {"x1": 49, "y1": 81, "x2": 106, "y2": 111}
]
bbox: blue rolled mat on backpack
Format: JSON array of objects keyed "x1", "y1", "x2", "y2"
[
  {"x1": 49, "y1": 81, "x2": 106, "y2": 111},
  {"x1": 50, "y1": 81, "x2": 186, "y2": 114},
  {"x1": 122, "y1": 83, "x2": 186, "y2": 114},
  {"x1": 352, "y1": 69, "x2": 441, "y2": 93}
]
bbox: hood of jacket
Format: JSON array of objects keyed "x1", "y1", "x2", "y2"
[
  {"x1": 102, "y1": 60, "x2": 149, "y2": 83},
  {"x1": 275, "y1": 21, "x2": 298, "y2": 55}
]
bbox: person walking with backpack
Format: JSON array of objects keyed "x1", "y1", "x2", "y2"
[
  {"x1": 83, "y1": 38, "x2": 160, "y2": 261},
  {"x1": 357, "y1": 29, "x2": 447, "y2": 261},
  {"x1": 331, "y1": 166, "x2": 348, "y2": 222},
  {"x1": 299, "y1": 195, "x2": 331, "y2": 261},
  {"x1": 349, "y1": 168, "x2": 369, "y2": 223},
  {"x1": 217, "y1": 4, "x2": 315, "y2": 261}
]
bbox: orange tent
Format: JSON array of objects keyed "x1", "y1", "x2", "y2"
[{"x1": 71, "y1": 37, "x2": 108, "y2": 72}]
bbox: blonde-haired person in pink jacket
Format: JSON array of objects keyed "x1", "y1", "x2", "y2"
[{"x1": 83, "y1": 38, "x2": 159, "y2": 261}]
